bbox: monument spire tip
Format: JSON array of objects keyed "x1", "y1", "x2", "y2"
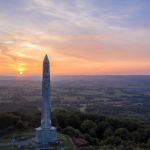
[{"x1": 44, "y1": 54, "x2": 49, "y2": 62}]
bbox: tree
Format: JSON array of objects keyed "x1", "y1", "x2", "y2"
[
  {"x1": 84, "y1": 134, "x2": 99, "y2": 145},
  {"x1": 68, "y1": 113, "x2": 80, "y2": 129},
  {"x1": 147, "y1": 138, "x2": 150, "y2": 148},
  {"x1": 103, "y1": 136, "x2": 122, "y2": 146},
  {"x1": 63, "y1": 126, "x2": 81, "y2": 137},
  {"x1": 131, "y1": 131, "x2": 141, "y2": 143},
  {"x1": 89, "y1": 128, "x2": 97, "y2": 137},
  {"x1": 133, "y1": 148, "x2": 145, "y2": 150},
  {"x1": 16, "y1": 120, "x2": 25, "y2": 129},
  {"x1": 81, "y1": 120, "x2": 97, "y2": 133},
  {"x1": 0, "y1": 113, "x2": 20, "y2": 129},
  {"x1": 104, "y1": 128, "x2": 114, "y2": 139},
  {"x1": 115, "y1": 128, "x2": 129, "y2": 140},
  {"x1": 54, "y1": 111, "x2": 69, "y2": 129},
  {"x1": 97, "y1": 121, "x2": 111, "y2": 139}
]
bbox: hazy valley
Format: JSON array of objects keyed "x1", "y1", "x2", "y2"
[{"x1": 0, "y1": 75, "x2": 150, "y2": 120}]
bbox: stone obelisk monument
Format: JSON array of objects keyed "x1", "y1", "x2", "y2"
[{"x1": 35, "y1": 55, "x2": 58, "y2": 145}]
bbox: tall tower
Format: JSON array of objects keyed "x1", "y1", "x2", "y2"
[
  {"x1": 36, "y1": 55, "x2": 58, "y2": 145},
  {"x1": 41, "y1": 55, "x2": 51, "y2": 128}
]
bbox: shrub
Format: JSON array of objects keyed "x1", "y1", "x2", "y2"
[{"x1": 63, "y1": 126, "x2": 81, "y2": 137}]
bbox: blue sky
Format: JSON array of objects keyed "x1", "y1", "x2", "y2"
[{"x1": 0, "y1": 0, "x2": 149, "y2": 33}]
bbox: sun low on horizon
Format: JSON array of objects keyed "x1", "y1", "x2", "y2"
[
  {"x1": 18, "y1": 68, "x2": 24, "y2": 75},
  {"x1": 0, "y1": 0, "x2": 150, "y2": 76}
]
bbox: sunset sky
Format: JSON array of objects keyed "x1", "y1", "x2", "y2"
[{"x1": 0, "y1": 0, "x2": 150, "y2": 75}]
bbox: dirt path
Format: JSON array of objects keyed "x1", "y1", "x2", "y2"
[{"x1": 68, "y1": 137, "x2": 76, "y2": 150}]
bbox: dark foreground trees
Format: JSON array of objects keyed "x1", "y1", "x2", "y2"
[
  {"x1": 0, "y1": 109, "x2": 150, "y2": 149},
  {"x1": 53, "y1": 109, "x2": 150, "y2": 150}
]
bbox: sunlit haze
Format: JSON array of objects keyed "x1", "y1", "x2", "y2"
[{"x1": 0, "y1": 0, "x2": 150, "y2": 76}]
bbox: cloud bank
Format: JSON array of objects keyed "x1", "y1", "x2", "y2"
[{"x1": 0, "y1": 0, "x2": 150, "y2": 75}]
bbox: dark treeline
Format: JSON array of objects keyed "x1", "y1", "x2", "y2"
[{"x1": 0, "y1": 110, "x2": 150, "y2": 150}]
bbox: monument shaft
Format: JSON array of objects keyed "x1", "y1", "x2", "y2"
[
  {"x1": 36, "y1": 55, "x2": 58, "y2": 145},
  {"x1": 41, "y1": 55, "x2": 51, "y2": 128}
]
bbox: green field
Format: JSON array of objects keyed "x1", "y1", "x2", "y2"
[{"x1": 0, "y1": 147, "x2": 16, "y2": 150}]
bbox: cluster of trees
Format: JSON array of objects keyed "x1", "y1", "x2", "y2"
[
  {"x1": 1, "y1": 110, "x2": 150, "y2": 149},
  {"x1": 0, "y1": 111, "x2": 40, "y2": 131},
  {"x1": 52, "y1": 109, "x2": 150, "y2": 150}
]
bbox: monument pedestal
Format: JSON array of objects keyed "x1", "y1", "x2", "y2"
[{"x1": 35, "y1": 126, "x2": 58, "y2": 145}]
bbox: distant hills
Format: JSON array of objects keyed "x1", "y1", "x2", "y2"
[{"x1": 0, "y1": 75, "x2": 150, "y2": 81}]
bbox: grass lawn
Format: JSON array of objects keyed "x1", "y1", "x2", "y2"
[
  {"x1": 0, "y1": 146, "x2": 17, "y2": 150},
  {"x1": 0, "y1": 132, "x2": 74, "y2": 150},
  {"x1": 0, "y1": 129, "x2": 34, "y2": 143}
]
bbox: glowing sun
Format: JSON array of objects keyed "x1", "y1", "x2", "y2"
[{"x1": 18, "y1": 68, "x2": 24, "y2": 75}]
